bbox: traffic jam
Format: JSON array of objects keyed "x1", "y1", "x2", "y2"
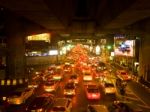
[{"x1": 0, "y1": 45, "x2": 142, "y2": 112}]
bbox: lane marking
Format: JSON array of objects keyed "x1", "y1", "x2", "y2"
[
  {"x1": 138, "y1": 104, "x2": 150, "y2": 109},
  {"x1": 122, "y1": 96, "x2": 139, "y2": 101},
  {"x1": 128, "y1": 87, "x2": 149, "y2": 106}
]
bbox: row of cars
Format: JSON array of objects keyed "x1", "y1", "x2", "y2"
[
  {"x1": 26, "y1": 69, "x2": 79, "y2": 112},
  {"x1": 84, "y1": 77, "x2": 116, "y2": 101},
  {"x1": 25, "y1": 93, "x2": 72, "y2": 112},
  {"x1": 26, "y1": 64, "x2": 137, "y2": 112}
]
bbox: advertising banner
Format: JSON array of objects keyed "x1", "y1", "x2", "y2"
[{"x1": 114, "y1": 35, "x2": 135, "y2": 57}]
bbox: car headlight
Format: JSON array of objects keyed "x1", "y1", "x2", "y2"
[{"x1": 38, "y1": 108, "x2": 43, "y2": 112}]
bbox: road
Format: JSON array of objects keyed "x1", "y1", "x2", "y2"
[{"x1": 1, "y1": 65, "x2": 150, "y2": 112}]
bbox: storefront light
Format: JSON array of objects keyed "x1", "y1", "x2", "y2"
[
  {"x1": 111, "y1": 52, "x2": 114, "y2": 56},
  {"x1": 49, "y1": 50, "x2": 58, "y2": 55},
  {"x1": 96, "y1": 45, "x2": 100, "y2": 55},
  {"x1": 62, "y1": 47, "x2": 67, "y2": 54},
  {"x1": 60, "y1": 50, "x2": 63, "y2": 55},
  {"x1": 90, "y1": 46, "x2": 93, "y2": 52}
]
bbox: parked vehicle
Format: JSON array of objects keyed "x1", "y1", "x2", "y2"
[
  {"x1": 26, "y1": 93, "x2": 54, "y2": 112},
  {"x1": 7, "y1": 88, "x2": 34, "y2": 105}
]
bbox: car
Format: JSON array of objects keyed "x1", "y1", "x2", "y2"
[
  {"x1": 7, "y1": 88, "x2": 34, "y2": 105},
  {"x1": 85, "y1": 84, "x2": 100, "y2": 100},
  {"x1": 52, "y1": 73, "x2": 63, "y2": 81},
  {"x1": 117, "y1": 70, "x2": 131, "y2": 81},
  {"x1": 69, "y1": 74, "x2": 79, "y2": 85},
  {"x1": 96, "y1": 62, "x2": 106, "y2": 71},
  {"x1": 83, "y1": 72, "x2": 93, "y2": 81},
  {"x1": 43, "y1": 80, "x2": 59, "y2": 92},
  {"x1": 63, "y1": 63, "x2": 72, "y2": 73},
  {"x1": 104, "y1": 82, "x2": 116, "y2": 94},
  {"x1": 82, "y1": 68, "x2": 91, "y2": 74},
  {"x1": 87, "y1": 104, "x2": 109, "y2": 112},
  {"x1": 26, "y1": 93, "x2": 54, "y2": 112},
  {"x1": 28, "y1": 81, "x2": 39, "y2": 89},
  {"x1": 108, "y1": 100, "x2": 143, "y2": 112},
  {"x1": 50, "y1": 98, "x2": 72, "y2": 112},
  {"x1": 93, "y1": 71, "x2": 103, "y2": 79},
  {"x1": 64, "y1": 82, "x2": 76, "y2": 96},
  {"x1": 99, "y1": 76, "x2": 111, "y2": 87}
]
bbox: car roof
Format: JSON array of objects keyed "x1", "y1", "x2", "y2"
[
  {"x1": 53, "y1": 98, "x2": 69, "y2": 107},
  {"x1": 87, "y1": 84, "x2": 98, "y2": 88},
  {"x1": 88, "y1": 105, "x2": 108, "y2": 112},
  {"x1": 118, "y1": 70, "x2": 126, "y2": 72}
]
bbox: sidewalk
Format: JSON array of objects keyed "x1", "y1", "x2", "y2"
[
  {"x1": 111, "y1": 62, "x2": 150, "y2": 92},
  {"x1": 138, "y1": 78, "x2": 150, "y2": 92}
]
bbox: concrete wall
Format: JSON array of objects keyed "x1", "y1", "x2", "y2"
[{"x1": 26, "y1": 55, "x2": 66, "y2": 66}]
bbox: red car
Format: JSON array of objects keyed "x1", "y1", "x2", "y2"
[
  {"x1": 85, "y1": 84, "x2": 100, "y2": 100},
  {"x1": 117, "y1": 70, "x2": 131, "y2": 81}
]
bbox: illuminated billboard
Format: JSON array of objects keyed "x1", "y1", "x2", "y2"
[
  {"x1": 27, "y1": 33, "x2": 50, "y2": 43},
  {"x1": 49, "y1": 50, "x2": 58, "y2": 55},
  {"x1": 114, "y1": 35, "x2": 135, "y2": 57}
]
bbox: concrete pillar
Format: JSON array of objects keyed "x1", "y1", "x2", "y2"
[
  {"x1": 5, "y1": 17, "x2": 26, "y2": 78},
  {"x1": 138, "y1": 18, "x2": 150, "y2": 81},
  {"x1": 139, "y1": 34, "x2": 150, "y2": 81}
]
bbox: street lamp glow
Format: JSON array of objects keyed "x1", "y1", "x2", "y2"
[{"x1": 107, "y1": 45, "x2": 112, "y2": 50}]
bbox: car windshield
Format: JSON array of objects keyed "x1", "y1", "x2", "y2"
[
  {"x1": 121, "y1": 72, "x2": 127, "y2": 75},
  {"x1": 70, "y1": 75, "x2": 77, "y2": 79},
  {"x1": 52, "y1": 106, "x2": 66, "y2": 111},
  {"x1": 45, "y1": 81, "x2": 54, "y2": 86},
  {"x1": 65, "y1": 83, "x2": 75, "y2": 89},
  {"x1": 88, "y1": 88, "x2": 99, "y2": 93},
  {"x1": 105, "y1": 83, "x2": 114, "y2": 87},
  {"x1": 88, "y1": 106, "x2": 97, "y2": 112}
]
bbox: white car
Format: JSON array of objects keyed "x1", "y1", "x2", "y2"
[
  {"x1": 104, "y1": 82, "x2": 116, "y2": 94},
  {"x1": 83, "y1": 72, "x2": 93, "y2": 81},
  {"x1": 52, "y1": 74, "x2": 63, "y2": 81},
  {"x1": 7, "y1": 88, "x2": 34, "y2": 105},
  {"x1": 44, "y1": 80, "x2": 59, "y2": 92},
  {"x1": 64, "y1": 82, "x2": 76, "y2": 95}
]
